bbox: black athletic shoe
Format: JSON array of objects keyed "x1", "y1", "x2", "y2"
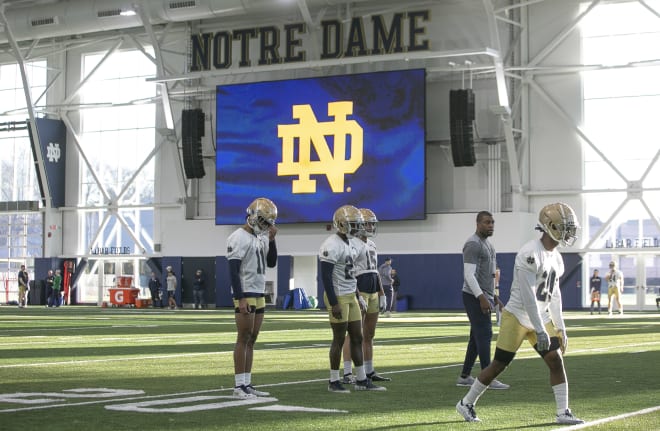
[{"x1": 367, "y1": 371, "x2": 391, "y2": 382}]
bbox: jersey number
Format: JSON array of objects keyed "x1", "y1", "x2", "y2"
[
  {"x1": 255, "y1": 248, "x2": 266, "y2": 275},
  {"x1": 536, "y1": 269, "x2": 556, "y2": 302}
]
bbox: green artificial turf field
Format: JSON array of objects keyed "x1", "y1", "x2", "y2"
[{"x1": 1, "y1": 306, "x2": 658, "y2": 430}]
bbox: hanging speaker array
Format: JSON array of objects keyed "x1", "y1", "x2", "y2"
[
  {"x1": 181, "y1": 108, "x2": 206, "y2": 179},
  {"x1": 449, "y1": 89, "x2": 476, "y2": 167}
]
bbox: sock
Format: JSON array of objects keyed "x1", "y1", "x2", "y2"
[
  {"x1": 354, "y1": 365, "x2": 366, "y2": 381},
  {"x1": 364, "y1": 360, "x2": 374, "y2": 375},
  {"x1": 343, "y1": 360, "x2": 352, "y2": 376},
  {"x1": 330, "y1": 369, "x2": 340, "y2": 382},
  {"x1": 552, "y1": 382, "x2": 569, "y2": 415},
  {"x1": 245, "y1": 372, "x2": 252, "y2": 386},
  {"x1": 462, "y1": 378, "x2": 488, "y2": 405},
  {"x1": 234, "y1": 373, "x2": 245, "y2": 388}
]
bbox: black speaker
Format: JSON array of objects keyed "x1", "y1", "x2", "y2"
[
  {"x1": 449, "y1": 89, "x2": 476, "y2": 167},
  {"x1": 181, "y1": 109, "x2": 206, "y2": 179}
]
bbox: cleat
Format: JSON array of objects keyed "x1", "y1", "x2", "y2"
[
  {"x1": 456, "y1": 400, "x2": 480, "y2": 422},
  {"x1": 328, "y1": 380, "x2": 350, "y2": 393},
  {"x1": 456, "y1": 375, "x2": 475, "y2": 387},
  {"x1": 342, "y1": 373, "x2": 356, "y2": 384},
  {"x1": 232, "y1": 385, "x2": 256, "y2": 399},
  {"x1": 556, "y1": 409, "x2": 584, "y2": 425},
  {"x1": 245, "y1": 384, "x2": 270, "y2": 397},
  {"x1": 488, "y1": 379, "x2": 509, "y2": 390},
  {"x1": 367, "y1": 372, "x2": 391, "y2": 382},
  {"x1": 354, "y1": 378, "x2": 387, "y2": 391}
]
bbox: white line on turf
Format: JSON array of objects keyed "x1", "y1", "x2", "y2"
[{"x1": 552, "y1": 405, "x2": 660, "y2": 430}]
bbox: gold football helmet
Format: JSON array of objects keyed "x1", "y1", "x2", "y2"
[
  {"x1": 246, "y1": 198, "x2": 277, "y2": 235},
  {"x1": 333, "y1": 205, "x2": 364, "y2": 237},
  {"x1": 359, "y1": 208, "x2": 378, "y2": 237},
  {"x1": 538, "y1": 202, "x2": 580, "y2": 247}
]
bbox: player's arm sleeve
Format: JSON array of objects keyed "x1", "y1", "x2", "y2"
[
  {"x1": 463, "y1": 263, "x2": 483, "y2": 298},
  {"x1": 517, "y1": 266, "x2": 546, "y2": 333},
  {"x1": 266, "y1": 240, "x2": 277, "y2": 267},
  {"x1": 320, "y1": 261, "x2": 338, "y2": 306},
  {"x1": 549, "y1": 284, "x2": 565, "y2": 330},
  {"x1": 228, "y1": 259, "x2": 244, "y2": 299}
]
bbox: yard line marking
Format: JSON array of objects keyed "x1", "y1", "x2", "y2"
[
  {"x1": 552, "y1": 405, "x2": 660, "y2": 430},
  {"x1": 2, "y1": 339, "x2": 659, "y2": 369}
]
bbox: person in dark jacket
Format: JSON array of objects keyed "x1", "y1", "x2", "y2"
[
  {"x1": 148, "y1": 272, "x2": 162, "y2": 308},
  {"x1": 193, "y1": 269, "x2": 206, "y2": 309}
]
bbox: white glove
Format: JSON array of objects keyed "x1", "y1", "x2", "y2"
[
  {"x1": 379, "y1": 295, "x2": 387, "y2": 313},
  {"x1": 358, "y1": 295, "x2": 367, "y2": 311},
  {"x1": 536, "y1": 331, "x2": 550, "y2": 351},
  {"x1": 557, "y1": 329, "x2": 568, "y2": 354}
]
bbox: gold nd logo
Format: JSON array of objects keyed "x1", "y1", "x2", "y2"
[{"x1": 277, "y1": 101, "x2": 363, "y2": 193}]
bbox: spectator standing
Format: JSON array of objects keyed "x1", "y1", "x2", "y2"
[
  {"x1": 457, "y1": 211, "x2": 508, "y2": 390},
  {"x1": 18, "y1": 264, "x2": 29, "y2": 308},
  {"x1": 166, "y1": 266, "x2": 177, "y2": 309},
  {"x1": 148, "y1": 272, "x2": 161, "y2": 308},
  {"x1": 49, "y1": 269, "x2": 62, "y2": 307},
  {"x1": 391, "y1": 268, "x2": 401, "y2": 311},
  {"x1": 193, "y1": 269, "x2": 206, "y2": 309},
  {"x1": 589, "y1": 269, "x2": 602, "y2": 315},
  {"x1": 378, "y1": 257, "x2": 394, "y2": 317},
  {"x1": 45, "y1": 270, "x2": 54, "y2": 308}
]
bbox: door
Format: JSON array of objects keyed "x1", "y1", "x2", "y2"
[{"x1": 626, "y1": 254, "x2": 660, "y2": 311}]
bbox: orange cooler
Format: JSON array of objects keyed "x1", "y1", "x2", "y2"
[{"x1": 109, "y1": 288, "x2": 139, "y2": 306}]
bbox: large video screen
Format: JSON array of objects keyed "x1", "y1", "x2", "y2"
[{"x1": 215, "y1": 68, "x2": 426, "y2": 225}]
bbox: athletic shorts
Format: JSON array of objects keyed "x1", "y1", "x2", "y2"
[
  {"x1": 233, "y1": 296, "x2": 266, "y2": 313},
  {"x1": 495, "y1": 310, "x2": 560, "y2": 353},
  {"x1": 324, "y1": 292, "x2": 362, "y2": 324},
  {"x1": 359, "y1": 291, "x2": 380, "y2": 314}
]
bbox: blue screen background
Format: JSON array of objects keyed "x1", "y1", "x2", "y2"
[{"x1": 216, "y1": 68, "x2": 426, "y2": 225}]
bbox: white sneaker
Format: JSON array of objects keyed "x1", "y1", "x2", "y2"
[
  {"x1": 488, "y1": 379, "x2": 510, "y2": 390},
  {"x1": 245, "y1": 384, "x2": 270, "y2": 397},
  {"x1": 232, "y1": 385, "x2": 256, "y2": 399},
  {"x1": 456, "y1": 375, "x2": 475, "y2": 387},
  {"x1": 556, "y1": 409, "x2": 584, "y2": 425},
  {"x1": 456, "y1": 400, "x2": 480, "y2": 422}
]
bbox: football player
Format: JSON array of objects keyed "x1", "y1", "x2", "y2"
[
  {"x1": 227, "y1": 197, "x2": 278, "y2": 399},
  {"x1": 606, "y1": 261, "x2": 624, "y2": 316},
  {"x1": 457, "y1": 202, "x2": 585, "y2": 425},
  {"x1": 319, "y1": 205, "x2": 385, "y2": 393},
  {"x1": 341, "y1": 208, "x2": 391, "y2": 384}
]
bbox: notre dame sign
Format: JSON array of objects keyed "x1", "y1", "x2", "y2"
[{"x1": 190, "y1": 10, "x2": 430, "y2": 71}]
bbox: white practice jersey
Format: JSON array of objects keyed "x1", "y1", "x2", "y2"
[
  {"x1": 505, "y1": 239, "x2": 565, "y2": 332},
  {"x1": 226, "y1": 228, "x2": 270, "y2": 295},
  {"x1": 319, "y1": 234, "x2": 358, "y2": 296},
  {"x1": 350, "y1": 237, "x2": 379, "y2": 277}
]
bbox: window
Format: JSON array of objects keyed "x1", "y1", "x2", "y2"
[
  {"x1": 581, "y1": 1, "x2": 660, "y2": 249},
  {"x1": 0, "y1": 60, "x2": 46, "y2": 276},
  {"x1": 78, "y1": 49, "x2": 157, "y2": 255}
]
